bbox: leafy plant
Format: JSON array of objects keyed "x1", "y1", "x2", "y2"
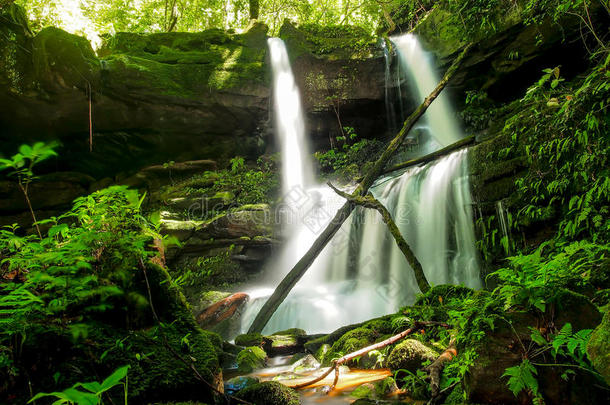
[
  {"x1": 502, "y1": 359, "x2": 541, "y2": 402},
  {"x1": 0, "y1": 141, "x2": 59, "y2": 238},
  {"x1": 29, "y1": 365, "x2": 130, "y2": 405}
]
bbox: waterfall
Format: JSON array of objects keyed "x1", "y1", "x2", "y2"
[
  {"x1": 390, "y1": 33, "x2": 462, "y2": 148},
  {"x1": 239, "y1": 35, "x2": 480, "y2": 336},
  {"x1": 267, "y1": 38, "x2": 313, "y2": 193}
]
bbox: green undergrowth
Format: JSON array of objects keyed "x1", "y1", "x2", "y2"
[
  {"x1": 315, "y1": 135, "x2": 385, "y2": 181},
  {"x1": 157, "y1": 155, "x2": 279, "y2": 221},
  {"x1": 0, "y1": 185, "x2": 223, "y2": 403}
]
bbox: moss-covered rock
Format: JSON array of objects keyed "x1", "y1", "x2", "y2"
[
  {"x1": 351, "y1": 377, "x2": 398, "y2": 400},
  {"x1": 235, "y1": 332, "x2": 264, "y2": 347},
  {"x1": 224, "y1": 375, "x2": 260, "y2": 395},
  {"x1": 587, "y1": 307, "x2": 610, "y2": 384},
  {"x1": 385, "y1": 339, "x2": 438, "y2": 372},
  {"x1": 234, "y1": 381, "x2": 300, "y2": 405},
  {"x1": 237, "y1": 346, "x2": 267, "y2": 373},
  {"x1": 32, "y1": 26, "x2": 99, "y2": 90}
]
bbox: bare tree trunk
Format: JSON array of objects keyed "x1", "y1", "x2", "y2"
[
  {"x1": 246, "y1": 44, "x2": 472, "y2": 334},
  {"x1": 249, "y1": 0, "x2": 260, "y2": 20}
]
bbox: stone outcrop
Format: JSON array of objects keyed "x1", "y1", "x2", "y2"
[{"x1": 465, "y1": 290, "x2": 603, "y2": 404}]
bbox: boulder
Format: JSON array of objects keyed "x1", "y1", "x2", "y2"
[
  {"x1": 236, "y1": 346, "x2": 267, "y2": 373},
  {"x1": 234, "y1": 333, "x2": 263, "y2": 348},
  {"x1": 385, "y1": 339, "x2": 438, "y2": 373},
  {"x1": 235, "y1": 381, "x2": 300, "y2": 405},
  {"x1": 587, "y1": 307, "x2": 610, "y2": 385},
  {"x1": 351, "y1": 377, "x2": 398, "y2": 400},
  {"x1": 206, "y1": 204, "x2": 272, "y2": 239},
  {"x1": 466, "y1": 293, "x2": 604, "y2": 405},
  {"x1": 224, "y1": 375, "x2": 260, "y2": 395},
  {"x1": 122, "y1": 160, "x2": 217, "y2": 190},
  {"x1": 263, "y1": 328, "x2": 307, "y2": 356}
]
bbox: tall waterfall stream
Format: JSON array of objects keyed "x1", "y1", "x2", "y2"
[{"x1": 239, "y1": 34, "x2": 481, "y2": 336}]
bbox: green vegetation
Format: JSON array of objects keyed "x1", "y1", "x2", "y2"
[
  {"x1": 1, "y1": 0, "x2": 609, "y2": 404},
  {"x1": 315, "y1": 133, "x2": 385, "y2": 181},
  {"x1": 159, "y1": 156, "x2": 278, "y2": 214},
  {"x1": 30, "y1": 365, "x2": 130, "y2": 405},
  {"x1": 0, "y1": 141, "x2": 59, "y2": 238},
  {"x1": 236, "y1": 346, "x2": 267, "y2": 373}
]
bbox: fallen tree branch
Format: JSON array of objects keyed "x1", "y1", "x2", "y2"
[
  {"x1": 294, "y1": 321, "x2": 450, "y2": 391},
  {"x1": 247, "y1": 44, "x2": 473, "y2": 334},
  {"x1": 426, "y1": 337, "x2": 457, "y2": 403},
  {"x1": 327, "y1": 182, "x2": 430, "y2": 292},
  {"x1": 379, "y1": 135, "x2": 476, "y2": 177}
]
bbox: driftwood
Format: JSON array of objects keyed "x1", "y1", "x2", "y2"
[
  {"x1": 294, "y1": 321, "x2": 450, "y2": 391},
  {"x1": 247, "y1": 44, "x2": 472, "y2": 334},
  {"x1": 327, "y1": 182, "x2": 430, "y2": 292}
]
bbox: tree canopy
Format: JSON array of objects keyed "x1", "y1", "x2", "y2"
[{"x1": 14, "y1": 0, "x2": 389, "y2": 46}]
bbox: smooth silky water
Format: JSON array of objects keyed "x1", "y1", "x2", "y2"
[{"x1": 239, "y1": 35, "x2": 481, "y2": 338}]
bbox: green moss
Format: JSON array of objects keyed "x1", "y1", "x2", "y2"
[
  {"x1": 235, "y1": 333, "x2": 264, "y2": 347},
  {"x1": 32, "y1": 26, "x2": 99, "y2": 88},
  {"x1": 271, "y1": 328, "x2": 307, "y2": 337},
  {"x1": 101, "y1": 27, "x2": 267, "y2": 95},
  {"x1": 237, "y1": 346, "x2": 267, "y2": 373},
  {"x1": 386, "y1": 339, "x2": 438, "y2": 372},
  {"x1": 351, "y1": 377, "x2": 398, "y2": 399},
  {"x1": 235, "y1": 381, "x2": 300, "y2": 405},
  {"x1": 278, "y1": 20, "x2": 377, "y2": 61},
  {"x1": 415, "y1": 285, "x2": 475, "y2": 307},
  {"x1": 323, "y1": 327, "x2": 382, "y2": 366},
  {"x1": 587, "y1": 307, "x2": 610, "y2": 384}
]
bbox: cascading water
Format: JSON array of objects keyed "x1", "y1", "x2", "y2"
[
  {"x1": 240, "y1": 35, "x2": 480, "y2": 336},
  {"x1": 390, "y1": 33, "x2": 463, "y2": 150}
]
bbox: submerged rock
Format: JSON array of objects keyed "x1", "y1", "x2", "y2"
[
  {"x1": 351, "y1": 377, "x2": 398, "y2": 400},
  {"x1": 224, "y1": 375, "x2": 260, "y2": 395},
  {"x1": 234, "y1": 381, "x2": 300, "y2": 405},
  {"x1": 290, "y1": 354, "x2": 320, "y2": 373}
]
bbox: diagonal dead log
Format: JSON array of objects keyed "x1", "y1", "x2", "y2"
[
  {"x1": 247, "y1": 44, "x2": 472, "y2": 334},
  {"x1": 293, "y1": 321, "x2": 450, "y2": 391},
  {"x1": 327, "y1": 182, "x2": 430, "y2": 293}
]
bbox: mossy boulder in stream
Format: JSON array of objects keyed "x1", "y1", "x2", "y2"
[
  {"x1": 351, "y1": 377, "x2": 398, "y2": 400},
  {"x1": 235, "y1": 332, "x2": 264, "y2": 347},
  {"x1": 237, "y1": 346, "x2": 267, "y2": 373},
  {"x1": 385, "y1": 339, "x2": 438, "y2": 373},
  {"x1": 234, "y1": 381, "x2": 300, "y2": 405}
]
